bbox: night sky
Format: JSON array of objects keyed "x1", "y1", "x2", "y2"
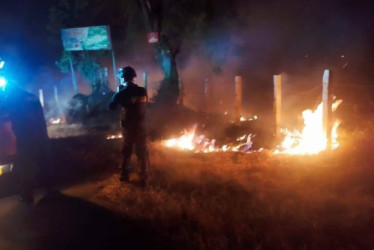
[{"x1": 0, "y1": 0, "x2": 373, "y2": 85}]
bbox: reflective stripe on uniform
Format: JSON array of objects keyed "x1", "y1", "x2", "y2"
[{"x1": 131, "y1": 96, "x2": 148, "y2": 103}]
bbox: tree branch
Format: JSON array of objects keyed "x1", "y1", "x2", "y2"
[{"x1": 135, "y1": 0, "x2": 153, "y2": 33}]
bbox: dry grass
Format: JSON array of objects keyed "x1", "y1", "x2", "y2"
[{"x1": 88, "y1": 135, "x2": 374, "y2": 250}]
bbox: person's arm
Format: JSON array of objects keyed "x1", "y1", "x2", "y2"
[
  {"x1": 108, "y1": 91, "x2": 121, "y2": 110},
  {"x1": 144, "y1": 88, "x2": 149, "y2": 103}
]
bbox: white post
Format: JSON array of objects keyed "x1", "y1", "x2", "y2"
[
  {"x1": 322, "y1": 69, "x2": 332, "y2": 149},
  {"x1": 142, "y1": 72, "x2": 148, "y2": 90},
  {"x1": 273, "y1": 75, "x2": 282, "y2": 141},
  {"x1": 39, "y1": 89, "x2": 44, "y2": 108},
  {"x1": 54, "y1": 85, "x2": 60, "y2": 114},
  {"x1": 235, "y1": 75, "x2": 242, "y2": 124},
  {"x1": 111, "y1": 50, "x2": 118, "y2": 88}
]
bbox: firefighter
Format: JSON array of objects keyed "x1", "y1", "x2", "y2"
[
  {"x1": 0, "y1": 82, "x2": 49, "y2": 204},
  {"x1": 109, "y1": 66, "x2": 150, "y2": 187}
]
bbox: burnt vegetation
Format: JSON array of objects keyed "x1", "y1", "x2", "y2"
[{"x1": 3, "y1": 119, "x2": 371, "y2": 249}]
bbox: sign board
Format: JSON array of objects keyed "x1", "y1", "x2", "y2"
[
  {"x1": 61, "y1": 26, "x2": 112, "y2": 51},
  {"x1": 147, "y1": 32, "x2": 159, "y2": 43}
]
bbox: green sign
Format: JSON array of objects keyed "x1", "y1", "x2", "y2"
[{"x1": 61, "y1": 26, "x2": 112, "y2": 51}]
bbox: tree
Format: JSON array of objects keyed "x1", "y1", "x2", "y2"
[{"x1": 133, "y1": 0, "x2": 250, "y2": 105}]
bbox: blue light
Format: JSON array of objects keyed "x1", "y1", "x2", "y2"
[
  {"x1": 0, "y1": 76, "x2": 7, "y2": 90},
  {"x1": 0, "y1": 60, "x2": 4, "y2": 69}
]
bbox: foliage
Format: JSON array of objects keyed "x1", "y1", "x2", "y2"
[
  {"x1": 54, "y1": 50, "x2": 103, "y2": 86},
  {"x1": 76, "y1": 53, "x2": 101, "y2": 84},
  {"x1": 55, "y1": 51, "x2": 71, "y2": 74}
]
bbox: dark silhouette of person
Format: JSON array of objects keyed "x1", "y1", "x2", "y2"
[
  {"x1": 0, "y1": 83, "x2": 49, "y2": 204},
  {"x1": 109, "y1": 66, "x2": 150, "y2": 187}
]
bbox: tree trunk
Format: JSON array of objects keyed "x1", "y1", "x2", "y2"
[
  {"x1": 156, "y1": 47, "x2": 179, "y2": 105},
  {"x1": 136, "y1": 0, "x2": 180, "y2": 106}
]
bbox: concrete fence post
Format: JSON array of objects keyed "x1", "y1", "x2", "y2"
[
  {"x1": 322, "y1": 69, "x2": 333, "y2": 149},
  {"x1": 235, "y1": 75, "x2": 243, "y2": 124}
]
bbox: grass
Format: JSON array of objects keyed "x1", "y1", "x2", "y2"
[{"x1": 87, "y1": 134, "x2": 374, "y2": 250}]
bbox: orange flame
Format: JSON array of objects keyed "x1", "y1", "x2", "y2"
[
  {"x1": 107, "y1": 134, "x2": 122, "y2": 140},
  {"x1": 275, "y1": 100, "x2": 342, "y2": 155},
  {"x1": 164, "y1": 125, "x2": 253, "y2": 153}
]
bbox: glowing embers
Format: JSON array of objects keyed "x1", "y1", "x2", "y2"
[
  {"x1": 240, "y1": 115, "x2": 258, "y2": 122},
  {"x1": 275, "y1": 100, "x2": 343, "y2": 155},
  {"x1": 107, "y1": 134, "x2": 122, "y2": 140},
  {"x1": 164, "y1": 125, "x2": 253, "y2": 153}
]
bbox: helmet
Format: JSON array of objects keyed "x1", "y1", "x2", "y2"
[{"x1": 118, "y1": 66, "x2": 137, "y2": 81}]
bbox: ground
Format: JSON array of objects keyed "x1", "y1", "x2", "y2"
[{"x1": 0, "y1": 128, "x2": 374, "y2": 250}]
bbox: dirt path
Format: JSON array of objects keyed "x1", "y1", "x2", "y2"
[{"x1": 0, "y1": 184, "x2": 155, "y2": 250}]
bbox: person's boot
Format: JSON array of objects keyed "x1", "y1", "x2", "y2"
[
  {"x1": 120, "y1": 158, "x2": 131, "y2": 183},
  {"x1": 120, "y1": 167, "x2": 130, "y2": 183},
  {"x1": 139, "y1": 164, "x2": 150, "y2": 189},
  {"x1": 120, "y1": 172, "x2": 130, "y2": 183}
]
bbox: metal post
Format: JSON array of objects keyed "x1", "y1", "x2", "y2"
[
  {"x1": 54, "y1": 85, "x2": 60, "y2": 114},
  {"x1": 142, "y1": 72, "x2": 148, "y2": 90},
  {"x1": 322, "y1": 69, "x2": 332, "y2": 149},
  {"x1": 205, "y1": 79, "x2": 211, "y2": 117},
  {"x1": 235, "y1": 75, "x2": 242, "y2": 124},
  {"x1": 111, "y1": 50, "x2": 118, "y2": 88},
  {"x1": 273, "y1": 75, "x2": 282, "y2": 141},
  {"x1": 104, "y1": 67, "x2": 109, "y2": 87},
  {"x1": 69, "y1": 53, "x2": 78, "y2": 92}
]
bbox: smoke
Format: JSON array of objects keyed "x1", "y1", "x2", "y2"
[
  {"x1": 172, "y1": 0, "x2": 374, "y2": 122},
  {"x1": 3, "y1": 0, "x2": 372, "y2": 139}
]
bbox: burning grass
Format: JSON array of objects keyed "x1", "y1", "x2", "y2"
[{"x1": 90, "y1": 138, "x2": 374, "y2": 250}]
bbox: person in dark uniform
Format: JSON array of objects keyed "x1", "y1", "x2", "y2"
[
  {"x1": 0, "y1": 83, "x2": 49, "y2": 204},
  {"x1": 109, "y1": 66, "x2": 150, "y2": 187}
]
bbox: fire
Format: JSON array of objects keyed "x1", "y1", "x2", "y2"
[
  {"x1": 164, "y1": 125, "x2": 253, "y2": 153},
  {"x1": 240, "y1": 115, "x2": 258, "y2": 122},
  {"x1": 107, "y1": 134, "x2": 122, "y2": 140},
  {"x1": 109, "y1": 100, "x2": 343, "y2": 156},
  {"x1": 275, "y1": 100, "x2": 343, "y2": 155},
  {"x1": 164, "y1": 125, "x2": 217, "y2": 152}
]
